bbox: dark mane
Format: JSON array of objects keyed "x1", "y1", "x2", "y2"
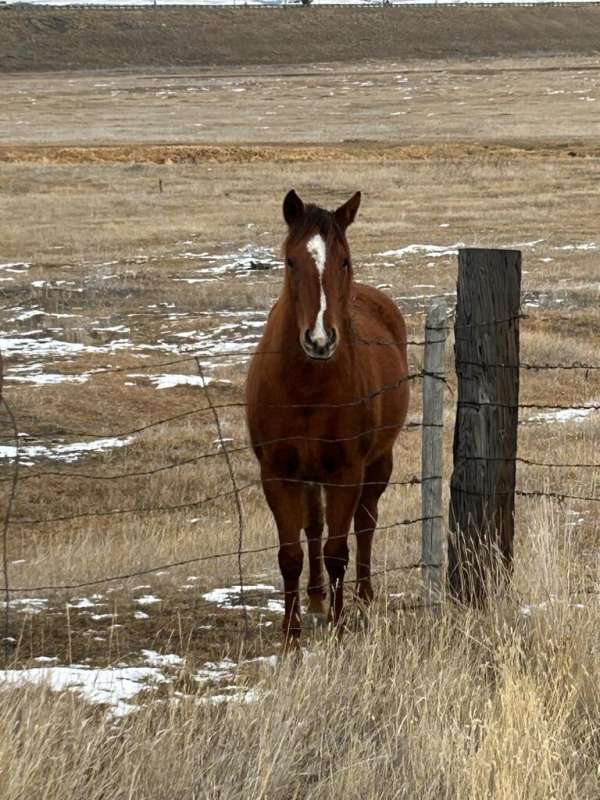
[{"x1": 286, "y1": 204, "x2": 346, "y2": 248}]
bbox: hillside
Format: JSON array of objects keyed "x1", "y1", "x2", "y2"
[{"x1": 2, "y1": 4, "x2": 600, "y2": 71}]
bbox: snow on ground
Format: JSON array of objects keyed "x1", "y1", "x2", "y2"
[
  {"x1": 141, "y1": 649, "x2": 184, "y2": 668},
  {"x1": 2, "y1": 598, "x2": 48, "y2": 615},
  {"x1": 134, "y1": 595, "x2": 162, "y2": 606},
  {"x1": 554, "y1": 242, "x2": 598, "y2": 252},
  {"x1": 525, "y1": 406, "x2": 598, "y2": 424},
  {"x1": 378, "y1": 243, "x2": 465, "y2": 259},
  {"x1": 196, "y1": 658, "x2": 237, "y2": 682},
  {"x1": 0, "y1": 650, "x2": 278, "y2": 716},
  {"x1": 174, "y1": 245, "x2": 282, "y2": 284},
  {"x1": 6, "y1": 372, "x2": 90, "y2": 386},
  {"x1": 127, "y1": 373, "x2": 231, "y2": 390},
  {"x1": 67, "y1": 596, "x2": 104, "y2": 610},
  {"x1": 201, "y1": 584, "x2": 285, "y2": 614},
  {"x1": 0, "y1": 436, "x2": 134, "y2": 466},
  {"x1": 0, "y1": 665, "x2": 169, "y2": 717}
]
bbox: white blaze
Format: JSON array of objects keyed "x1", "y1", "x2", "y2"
[{"x1": 306, "y1": 233, "x2": 328, "y2": 346}]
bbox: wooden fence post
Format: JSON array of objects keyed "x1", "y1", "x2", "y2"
[
  {"x1": 448, "y1": 248, "x2": 521, "y2": 605},
  {"x1": 421, "y1": 298, "x2": 447, "y2": 605}
]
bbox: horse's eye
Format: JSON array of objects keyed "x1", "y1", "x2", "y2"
[
  {"x1": 342, "y1": 259, "x2": 350, "y2": 269},
  {"x1": 286, "y1": 257, "x2": 295, "y2": 269}
]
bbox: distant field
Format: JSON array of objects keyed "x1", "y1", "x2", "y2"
[
  {"x1": 1, "y1": 51, "x2": 600, "y2": 799},
  {"x1": 3, "y1": 4, "x2": 600, "y2": 71}
]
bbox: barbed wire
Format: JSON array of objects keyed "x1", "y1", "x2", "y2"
[
  {"x1": 462, "y1": 401, "x2": 600, "y2": 413},
  {"x1": 3, "y1": 444, "x2": 598, "y2": 489},
  {"x1": 8, "y1": 474, "x2": 433, "y2": 527},
  {"x1": 456, "y1": 360, "x2": 600, "y2": 372},
  {"x1": 2, "y1": 302, "x2": 600, "y2": 643},
  {"x1": 0, "y1": 390, "x2": 597, "y2": 451},
  {"x1": 7, "y1": 336, "x2": 432, "y2": 381},
  {"x1": 2, "y1": 514, "x2": 437, "y2": 595},
  {"x1": 197, "y1": 356, "x2": 249, "y2": 636},
  {"x1": 0, "y1": 369, "x2": 431, "y2": 444},
  {"x1": 452, "y1": 454, "x2": 600, "y2": 470},
  {"x1": 517, "y1": 488, "x2": 600, "y2": 504}
]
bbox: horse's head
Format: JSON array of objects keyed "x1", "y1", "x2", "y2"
[{"x1": 282, "y1": 189, "x2": 361, "y2": 361}]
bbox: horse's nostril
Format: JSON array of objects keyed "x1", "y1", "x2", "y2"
[
  {"x1": 329, "y1": 328, "x2": 337, "y2": 344},
  {"x1": 304, "y1": 329, "x2": 313, "y2": 345}
]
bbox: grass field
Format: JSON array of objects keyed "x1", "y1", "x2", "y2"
[{"x1": 1, "y1": 52, "x2": 600, "y2": 798}]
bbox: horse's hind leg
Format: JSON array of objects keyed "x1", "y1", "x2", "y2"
[
  {"x1": 354, "y1": 452, "x2": 393, "y2": 605},
  {"x1": 304, "y1": 485, "x2": 327, "y2": 618}
]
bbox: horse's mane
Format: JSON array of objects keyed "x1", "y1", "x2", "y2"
[{"x1": 286, "y1": 204, "x2": 346, "y2": 249}]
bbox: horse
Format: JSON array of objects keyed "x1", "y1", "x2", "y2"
[{"x1": 245, "y1": 190, "x2": 409, "y2": 644}]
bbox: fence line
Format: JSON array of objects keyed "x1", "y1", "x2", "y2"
[
  {"x1": 0, "y1": 390, "x2": 596, "y2": 446},
  {"x1": 1, "y1": 299, "x2": 599, "y2": 646},
  {"x1": 197, "y1": 356, "x2": 249, "y2": 635},
  {"x1": 1, "y1": 399, "x2": 19, "y2": 658},
  {"x1": 4, "y1": 514, "x2": 438, "y2": 595},
  {"x1": 0, "y1": 368, "x2": 432, "y2": 443},
  {"x1": 1, "y1": 447, "x2": 599, "y2": 489},
  {"x1": 9, "y1": 474, "x2": 436, "y2": 527}
]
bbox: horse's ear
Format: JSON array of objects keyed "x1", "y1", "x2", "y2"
[
  {"x1": 283, "y1": 189, "x2": 305, "y2": 227},
  {"x1": 334, "y1": 192, "x2": 361, "y2": 230}
]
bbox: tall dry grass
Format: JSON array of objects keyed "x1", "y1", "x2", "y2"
[{"x1": 1, "y1": 505, "x2": 600, "y2": 800}]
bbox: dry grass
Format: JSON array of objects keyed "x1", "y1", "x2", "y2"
[
  {"x1": 2, "y1": 508, "x2": 600, "y2": 799},
  {"x1": 1, "y1": 55, "x2": 599, "y2": 798}
]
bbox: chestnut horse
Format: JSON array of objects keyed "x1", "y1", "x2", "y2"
[{"x1": 246, "y1": 190, "x2": 409, "y2": 643}]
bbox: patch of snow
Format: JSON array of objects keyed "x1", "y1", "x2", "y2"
[
  {"x1": 246, "y1": 655, "x2": 279, "y2": 668},
  {"x1": 6, "y1": 372, "x2": 89, "y2": 386},
  {"x1": 0, "y1": 665, "x2": 168, "y2": 717},
  {"x1": 526, "y1": 406, "x2": 597, "y2": 424},
  {"x1": 378, "y1": 243, "x2": 465, "y2": 259},
  {"x1": 141, "y1": 650, "x2": 183, "y2": 668},
  {"x1": 14, "y1": 308, "x2": 44, "y2": 321},
  {"x1": 512, "y1": 238, "x2": 545, "y2": 247},
  {"x1": 201, "y1": 584, "x2": 283, "y2": 613},
  {"x1": 134, "y1": 611, "x2": 150, "y2": 620},
  {"x1": 0, "y1": 261, "x2": 30, "y2": 272},
  {"x1": 199, "y1": 689, "x2": 260, "y2": 705},
  {"x1": 2, "y1": 598, "x2": 47, "y2": 615},
  {"x1": 0, "y1": 436, "x2": 133, "y2": 466},
  {"x1": 68, "y1": 597, "x2": 102, "y2": 610},
  {"x1": 555, "y1": 242, "x2": 598, "y2": 251},
  {"x1": 196, "y1": 658, "x2": 236, "y2": 682},
  {"x1": 134, "y1": 595, "x2": 161, "y2": 606},
  {"x1": 128, "y1": 373, "x2": 231, "y2": 390}
]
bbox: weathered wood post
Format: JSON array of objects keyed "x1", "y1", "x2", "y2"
[
  {"x1": 421, "y1": 298, "x2": 447, "y2": 605},
  {"x1": 448, "y1": 248, "x2": 521, "y2": 604}
]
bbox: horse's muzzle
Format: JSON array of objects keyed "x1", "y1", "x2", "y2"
[{"x1": 301, "y1": 327, "x2": 338, "y2": 360}]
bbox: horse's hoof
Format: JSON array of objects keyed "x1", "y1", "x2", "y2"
[
  {"x1": 353, "y1": 612, "x2": 370, "y2": 633},
  {"x1": 306, "y1": 612, "x2": 328, "y2": 631},
  {"x1": 281, "y1": 635, "x2": 301, "y2": 656}
]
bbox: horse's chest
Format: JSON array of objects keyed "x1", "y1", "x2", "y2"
[{"x1": 257, "y1": 407, "x2": 373, "y2": 479}]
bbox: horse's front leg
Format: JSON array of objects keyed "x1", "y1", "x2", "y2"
[
  {"x1": 261, "y1": 471, "x2": 305, "y2": 647},
  {"x1": 324, "y1": 468, "x2": 363, "y2": 629}
]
